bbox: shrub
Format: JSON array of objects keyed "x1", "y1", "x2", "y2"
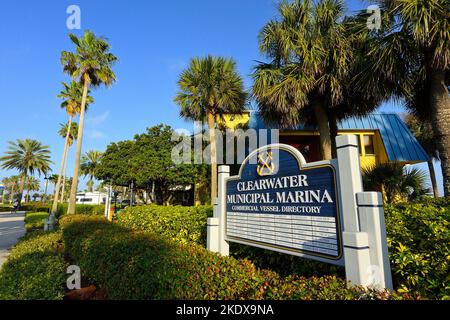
[
  {"x1": 0, "y1": 231, "x2": 67, "y2": 300},
  {"x1": 20, "y1": 202, "x2": 51, "y2": 213},
  {"x1": 385, "y1": 201, "x2": 450, "y2": 299},
  {"x1": 56, "y1": 203, "x2": 105, "y2": 217},
  {"x1": 24, "y1": 212, "x2": 49, "y2": 232},
  {"x1": 0, "y1": 206, "x2": 13, "y2": 212},
  {"x1": 60, "y1": 215, "x2": 391, "y2": 300},
  {"x1": 115, "y1": 205, "x2": 212, "y2": 245}
]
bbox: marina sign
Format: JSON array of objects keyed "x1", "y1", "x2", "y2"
[
  {"x1": 225, "y1": 145, "x2": 343, "y2": 264},
  {"x1": 207, "y1": 136, "x2": 393, "y2": 290}
]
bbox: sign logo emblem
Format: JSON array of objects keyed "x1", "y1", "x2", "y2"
[{"x1": 257, "y1": 151, "x2": 275, "y2": 176}]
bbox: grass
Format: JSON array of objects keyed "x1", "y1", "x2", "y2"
[{"x1": 24, "y1": 212, "x2": 48, "y2": 232}]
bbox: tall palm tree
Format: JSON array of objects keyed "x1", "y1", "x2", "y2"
[
  {"x1": 252, "y1": 0, "x2": 380, "y2": 159},
  {"x1": 51, "y1": 81, "x2": 92, "y2": 214},
  {"x1": 58, "y1": 121, "x2": 79, "y2": 203},
  {"x1": 61, "y1": 30, "x2": 117, "y2": 214},
  {"x1": 360, "y1": 0, "x2": 450, "y2": 195},
  {"x1": 80, "y1": 150, "x2": 103, "y2": 192},
  {"x1": 0, "y1": 139, "x2": 52, "y2": 204},
  {"x1": 174, "y1": 55, "x2": 247, "y2": 201},
  {"x1": 405, "y1": 114, "x2": 440, "y2": 198}
]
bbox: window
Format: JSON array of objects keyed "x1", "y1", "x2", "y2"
[{"x1": 363, "y1": 135, "x2": 375, "y2": 155}]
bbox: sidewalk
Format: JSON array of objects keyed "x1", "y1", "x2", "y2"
[{"x1": 0, "y1": 211, "x2": 25, "y2": 269}]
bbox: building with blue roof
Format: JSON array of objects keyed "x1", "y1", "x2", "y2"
[{"x1": 221, "y1": 112, "x2": 429, "y2": 169}]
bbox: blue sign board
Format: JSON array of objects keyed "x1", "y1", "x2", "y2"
[{"x1": 225, "y1": 145, "x2": 343, "y2": 265}]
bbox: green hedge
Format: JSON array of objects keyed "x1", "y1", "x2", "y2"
[
  {"x1": 385, "y1": 201, "x2": 450, "y2": 299},
  {"x1": 0, "y1": 231, "x2": 67, "y2": 300},
  {"x1": 20, "y1": 202, "x2": 52, "y2": 213},
  {"x1": 11, "y1": 202, "x2": 105, "y2": 216},
  {"x1": 116, "y1": 205, "x2": 212, "y2": 245},
  {"x1": 0, "y1": 206, "x2": 13, "y2": 212},
  {"x1": 113, "y1": 201, "x2": 450, "y2": 299},
  {"x1": 55, "y1": 203, "x2": 105, "y2": 217},
  {"x1": 60, "y1": 215, "x2": 391, "y2": 300}
]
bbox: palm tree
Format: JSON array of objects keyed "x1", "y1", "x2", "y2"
[
  {"x1": 48, "y1": 174, "x2": 59, "y2": 195},
  {"x1": 405, "y1": 114, "x2": 440, "y2": 198},
  {"x1": 363, "y1": 163, "x2": 428, "y2": 203},
  {"x1": 1, "y1": 176, "x2": 19, "y2": 204},
  {"x1": 80, "y1": 150, "x2": 103, "y2": 192},
  {"x1": 61, "y1": 30, "x2": 117, "y2": 214},
  {"x1": 0, "y1": 139, "x2": 52, "y2": 204},
  {"x1": 51, "y1": 81, "x2": 92, "y2": 215},
  {"x1": 58, "y1": 121, "x2": 79, "y2": 203},
  {"x1": 360, "y1": 0, "x2": 450, "y2": 195},
  {"x1": 174, "y1": 56, "x2": 247, "y2": 200},
  {"x1": 252, "y1": 0, "x2": 381, "y2": 159},
  {"x1": 24, "y1": 176, "x2": 40, "y2": 203}
]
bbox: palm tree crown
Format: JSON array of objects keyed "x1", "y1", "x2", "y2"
[
  {"x1": 175, "y1": 55, "x2": 247, "y2": 120},
  {"x1": 0, "y1": 139, "x2": 52, "y2": 203},
  {"x1": 252, "y1": 0, "x2": 381, "y2": 159},
  {"x1": 58, "y1": 122, "x2": 79, "y2": 147},
  {"x1": 58, "y1": 81, "x2": 94, "y2": 117},
  {"x1": 80, "y1": 150, "x2": 103, "y2": 192},
  {"x1": 0, "y1": 139, "x2": 52, "y2": 177},
  {"x1": 61, "y1": 31, "x2": 117, "y2": 87}
]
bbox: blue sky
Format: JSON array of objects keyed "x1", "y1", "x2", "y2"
[{"x1": 0, "y1": 0, "x2": 443, "y2": 195}]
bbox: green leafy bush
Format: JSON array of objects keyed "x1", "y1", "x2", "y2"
[
  {"x1": 24, "y1": 212, "x2": 49, "y2": 231},
  {"x1": 20, "y1": 202, "x2": 51, "y2": 213},
  {"x1": 55, "y1": 203, "x2": 105, "y2": 217},
  {"x1": 385, "y1": 201, "x2": 450, "y2": 299},
  {"x1": 113, "y1": 200, "x2": 449, "y2": 299},
  {"x1": 60, "y1": 215, "x2": 391, "y2": 300},
  {"x1": 115, "y1": 205, "x2": 212, "y2": 245},
  {"x1": 0, "y1": 231, "x2": 67, "y2": 300}
]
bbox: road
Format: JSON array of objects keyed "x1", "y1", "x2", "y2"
[{"x1": 0, "y1": 211, "x2": 25, "y2": 269}]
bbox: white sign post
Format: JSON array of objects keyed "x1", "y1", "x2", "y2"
[{"x1": 207, "y1": 135, "x2": 393, "y2": 290}]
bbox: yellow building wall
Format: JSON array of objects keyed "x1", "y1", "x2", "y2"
[
  {"x1": 338, "y1": 131, "x2": 388, "y2": 170},
  {"x1": 217, "y1": 112, "x2": 251, "y2": 130}
]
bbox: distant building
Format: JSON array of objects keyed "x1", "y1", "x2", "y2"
[{"x1": 76, "y1": 192, "x2": 107, "y2": 205}]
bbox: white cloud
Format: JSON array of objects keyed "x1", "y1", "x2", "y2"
[
  {"x1": 87, "y1": 129, "x2": 105, "y2": 140},
  {"x1": 87, "y1": 111, "x2": 110, "y2": 126}
]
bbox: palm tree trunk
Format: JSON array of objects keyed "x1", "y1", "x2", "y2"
[
  {"x1": 429, "y1": 70, "x2": 450, "y2": 196},
  {"x1": 68, "y1": 77, "x2": 89, "y2": 214},
  {"x1": 313, "y1": 100, "x2": 332, "y2": 160},
  {"x1": 328, "y1": 108, "x2": 338, "y2": 159},
  {"x1": 60, "y1": 146, "x2": 69, "y2": 203},
  {"x1": 87, "y1": 177, "x2": 94, "y2": 192},
  {"x1": 427, "y1": 158, "x2": 439, "y2": 198},
  {"x1": 207, "y1": 112, "x2": 218, "y2": 202},
  {"x1": 18, "y1": 173, "x2": 26, "y2": 205},
  {"x1": 51, "y1": 116, "x2": 73, "y2": 214}
]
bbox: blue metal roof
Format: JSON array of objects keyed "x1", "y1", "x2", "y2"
[{"x1": 248, "y1": 112, "x2": 429, "y2": 163}]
